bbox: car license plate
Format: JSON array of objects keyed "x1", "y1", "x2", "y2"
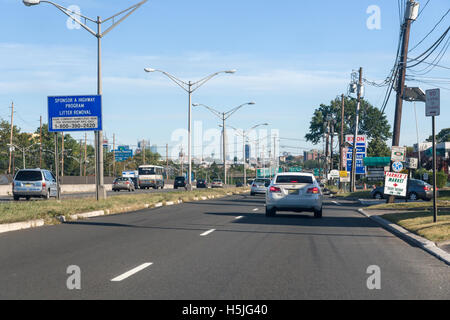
[
  {"x1": 288, "y1": 189, "x2": 299, "y2": 195},
  {"x1": 25, "y1": 184, "x2": 33, "y2": 187}
]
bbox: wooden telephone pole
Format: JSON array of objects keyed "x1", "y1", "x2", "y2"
[
  {"x1": 388, "y1": 0, "x2": 418, "y2": 203},
  {"x1": 8, "y1": 102, "x2": 14, "y2": 174}
]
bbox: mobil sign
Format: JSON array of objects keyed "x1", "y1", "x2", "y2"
[{"x1": 384, "y1": 172, "x2": 408, "y2": 197}]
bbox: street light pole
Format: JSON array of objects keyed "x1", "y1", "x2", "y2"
[
  {"x1": 145, "y1": 69, "x2": 236, "y2": 188},
  {"x1": 24, "y1": 0, "x2": 148, "y2": 200},
  {"x1": 193, "y1": 102, "x2": 255, "y2": 185},
  {"x1": 225, "y1": 123, "x2": 268, "y2": 187}
]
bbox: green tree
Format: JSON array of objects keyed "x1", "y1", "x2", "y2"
[
  {"x1": 305, "y1": 96, "x2": 391, "y2": 145},
  {"x1": 426, "y1": 128, "x2": 450, "y2": 143},
  {"x1": 367, "y1": 137, "x2": 391, "y2": 157}
]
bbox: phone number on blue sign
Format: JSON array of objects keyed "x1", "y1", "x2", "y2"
[{"x1": 52, "y1": 117, "x2": 98, "y2": 130}]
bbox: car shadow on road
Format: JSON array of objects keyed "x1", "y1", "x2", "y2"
[{"x1": 204, "y1": 211, "x2": 381, "y2": 228}]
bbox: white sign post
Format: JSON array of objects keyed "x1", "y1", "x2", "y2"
[
  {"x1": 426, "y1": 89, "x2": 440, "y2": 223},
  {"x1": 384, "y1": 172, "x2": 408, "y2": 197}
]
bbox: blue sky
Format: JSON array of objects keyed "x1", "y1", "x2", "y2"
[{"x1": 0, "y1": 0, "x2": 449, "y2": 159}]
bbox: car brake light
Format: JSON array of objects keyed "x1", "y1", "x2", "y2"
[
  {"x1": 269, "y1": 186, "x2": 281, "y2": 193},
  {"x1": 307, "y1": 187, "x2": 319, "y2": 194},
  {"x1": 42, "y1": 182, "x2": 46, "y2": 189}
]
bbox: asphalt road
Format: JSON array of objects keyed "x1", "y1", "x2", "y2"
[{"x1": 0, "y1": 194, "x2": 449, "y2": 299}]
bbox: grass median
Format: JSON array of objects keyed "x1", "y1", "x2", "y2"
[
  {"x1": 333, "y1": 190, "x2": 372, "y2": 199},
  {"x1": 0, "y1": 187, "x2": 249, "y2": 225},
  {"x1": 381, "y1": 210, "x2": 450, "y2": 243}
]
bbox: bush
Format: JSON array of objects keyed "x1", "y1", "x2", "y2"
[{"x1": 436, "y1": 170, "x2": 448, "y2": 189}]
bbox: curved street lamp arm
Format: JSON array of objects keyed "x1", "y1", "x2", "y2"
[
  {"x1": 155, "y1": 70, "x2": 190, "y2": 92},
  {"x1": 195, "y1": 104, "x2": 223, "y2": 120},
  {"x1": 224, "y1": 102, "x2": 253, "y2": 120},
  {"x1": 190, "y1": 72, "x2": 223, "y2": 92},
  {"x1": 40, "y1": 1, "x2": 97, "y2": 36},
  {"x1": 102, "y1": 0, "x2": 148, "y2": 37}
]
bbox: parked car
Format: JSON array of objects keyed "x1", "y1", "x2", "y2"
[
  {"x1": 371, "y1": 179, "x2": 435, "y2": 201},
  {"x1": 211, "y1": 179, "x2": 224, "y2": 188},
  {"x1": 12, "y1": 168, "x2": 58, "y2": 201},
  {"x1": 265, "y1": 172, "x2": 323, "y2": 218},
  {"x1": 174, "y1": 176, "x2": 186, "y2": 189},
  {"x1": 235, "y1": 181, "x2": 243, "y2": 187},
  {"x1": 112, "y1": 177, "x2": 135, "y2": 192},
  {"x1": 196, "y1": 179, "x2": 208, "y2": 188},
  {"x1": 250, "y1": 178, "x2": 271, "y2": 195}
]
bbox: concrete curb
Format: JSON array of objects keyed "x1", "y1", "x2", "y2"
[
  {"x1": 358, "y1": 208, "x2": 450, "y2": 266},
  {"x1": 0, "y1": 219, "x2": 45, "y2": 234},
  {"x1": 0, "y1": 189, "x2": 250, "y2": 234}
]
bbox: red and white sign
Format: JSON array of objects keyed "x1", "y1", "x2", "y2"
[
  {"x1": 384, "y1": 172, "x2": 408, "y2": 197},
  {"x1": 345, "y1": 135, "x2": 367, "y2": 145},
  {"x1": 426, "y1": 89, "x2": 440, "y2": 117}
]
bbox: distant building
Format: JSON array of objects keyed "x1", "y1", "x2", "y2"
[
  {"x1": 245, "y1": 144, "x2": 251, "y2": 162},
  {"x1": 150, "y1": 145, "x2": 158, "y2": 154},
  {"x1": 304, "y1": 149, "x2": 319, "y2": 161},
  {"x1": 138, "y1": 140, "x2": 151, "y2": 150}
]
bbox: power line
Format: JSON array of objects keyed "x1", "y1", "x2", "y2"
[
  {"x1": 407, "y1": 26, "x2": 450, "y2": 68},
  {"x1": 409, "y1": 8, "x2": 450, "y2": 52}
]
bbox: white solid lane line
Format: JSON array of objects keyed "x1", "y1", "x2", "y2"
[
  {"x1": 200, "y1": 229, "x2": 216, "y2": 237},
  {"x1": 235, "y1": 216, "x2": 244, "y2": 220},
  {"x1": 332, "y1": 201, "x2": 341, "y2": 206},
  {"x1": 111, "y1": 263, "x2": 153, "y2": 282},
  {"x1": 252, "y1": 208, "x2": 259, "y2": 211}
]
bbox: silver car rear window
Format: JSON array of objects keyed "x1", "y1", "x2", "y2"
[
  {"x1": 276, "y1": 175, "x2": 313, "y2": 184},
  {"x1": 14, "y1": 171, "x2": 43, "y2": 182}
]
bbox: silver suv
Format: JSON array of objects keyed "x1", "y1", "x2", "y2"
[{"x1": 12, "y1": 169, "x2": 58, "y2": 201}]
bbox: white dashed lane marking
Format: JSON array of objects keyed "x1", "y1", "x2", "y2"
[
  {"x1": 200, "y1": 229, "x2": 216, "y2": 237},
  {"x1": 111, "y1": 263, "x2": 153, "y2": 282}
]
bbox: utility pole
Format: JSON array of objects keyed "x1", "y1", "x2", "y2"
[
  {"x1": 142, "y1": 139, "x2": 146, "y2": 165},
  {"x1": 79, "y1": 139, "x2": 83, "y2": 177},
  {"x1": 61, "y1": 132, "x2": 64, "y2": 177},
  {"x1": 389, "y1": 0, "x2": 418, "y2": 202},
  {"x1": 166, "y1": 143, "x2": 169, "y2": 179},
  {"x1": 84, "y1": 133, "x2": 87, "y2": 177},
  {"x1": 340, "y1": 94, "x2": 345, "y2": 172},
  {"x1": 54, "y1": 133, "x2": 60, "y2": 200},
  {"x1": 8, "y1": 102, "x2": 14, "y2": 175},
  {"x1": 350, "y1": 67, "x2": 363, "y2": 192},
  {"x1": 39, "y1": 115, "x2": 42, "y2": 168},
  {"x1": 330, "y1": 121, "x2": 335, "y2": 171},
  {"x1": 325, "y1": 121, "x2": 330, "y2": 177},
  {"x1": 112, "y1": 134, "x2": 115, "y2": 177}
]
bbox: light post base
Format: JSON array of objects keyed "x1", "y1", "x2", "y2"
[
  {"x1": 98, "y1": 185, "x2": 107, "y2": 199},
  {"x1": 185, "y1": 184, "x2": 193, "y2": 191}
]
